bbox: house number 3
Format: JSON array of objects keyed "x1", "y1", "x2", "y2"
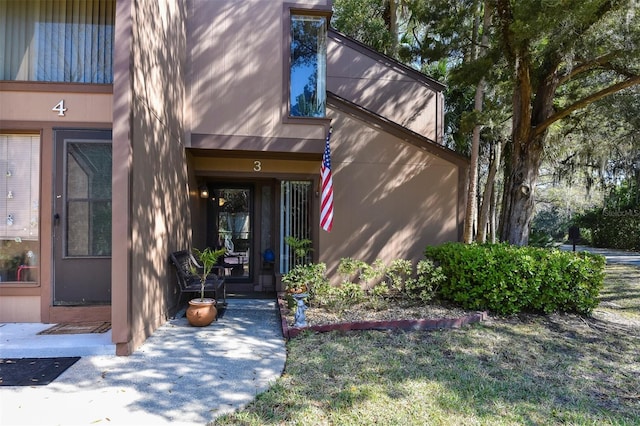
[
  {"x1": 253, "y1": 160, "x2": 262, "y2": 172},
  {"x1": 52, "y1": 100, "x2": 67, "y2": 116}
]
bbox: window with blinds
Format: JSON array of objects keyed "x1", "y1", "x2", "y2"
[
  {"x1": 279, "y1": 180, "x2": 313, "y2": 273},
  {"x1": 0, "y1": 0, "x2": 114, "y2": 83},
  {"x1": 0, "y1": 135, "x2": 40, "y2": 283}
]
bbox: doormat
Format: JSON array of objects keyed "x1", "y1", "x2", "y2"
[
  {"x1": 37, "y1": 322, "x2": 111, "y2": 335},
  {"x1": 0, "y1": 357, "x2": 80, "y2": 386}
]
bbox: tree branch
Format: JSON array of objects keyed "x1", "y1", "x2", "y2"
[
  {"x1": 533, "y1": 75, "x2": 640, "y2": 137},
  {"x1": 557, "y1": 53, "x2": 620, "y2": 86}
]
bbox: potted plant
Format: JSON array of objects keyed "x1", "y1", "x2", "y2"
[{"x1": 186, "y1": 247, "x2": 226, "y2": 327}]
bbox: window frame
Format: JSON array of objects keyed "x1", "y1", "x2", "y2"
[
  {"x1": 0, "y1": 133, "x2": 41, "y2": 285},
  {"x1": 0, "y1": 0, "x2": 115, "y2": 84},
  {"x1": 282, "y1": 5, "x2": 332, "y2": 123}
]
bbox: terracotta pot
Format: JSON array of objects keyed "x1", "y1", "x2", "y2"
[{"x1": 186, "y1": 298, "x2": 217, "y2": 327}]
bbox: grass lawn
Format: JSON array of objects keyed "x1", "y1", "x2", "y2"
[{"x1": 212, "y1": 264, "x2": 640, "y2": 426}]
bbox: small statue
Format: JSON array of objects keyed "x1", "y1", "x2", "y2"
[{"x1": 293, "y1": 293, "x2": 309, "y2": 327}]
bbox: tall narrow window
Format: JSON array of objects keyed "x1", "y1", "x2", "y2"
[
  {"x1": 280, "y1": 181, "x2": 312, "y2": 273},
  {"x1": 0, "y1": 135, "x2": 40, "y2": 283},
  {"x1": 289, "y1": 14, "x2": 327, "y2": 118},
  {"x1": 0, "y1": 0, "x2": 114, "y2": 83}
]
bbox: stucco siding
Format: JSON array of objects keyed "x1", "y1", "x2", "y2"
[
  {"x1": 114, "y1": 0, "x2": 191, "y2": 355},
  {"x1": 327, "y1": 33, "x2": 443, "y2": 142},
  {"x1": 186, "y1": 0, "x2": 327, "y2": 143},
  {"x1": 0, "y1": 296, "x2": 40, "y2": 322},
  {"x1": 320, "y1": 109, "x2": 459, "y2": 281},
  {"x1": 0, "y1": 91, "x2": 112, "y2": 123}
]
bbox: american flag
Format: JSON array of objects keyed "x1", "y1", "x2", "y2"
[{"x1": 320, "y1": 127, "x2": 334, "y2": 232}]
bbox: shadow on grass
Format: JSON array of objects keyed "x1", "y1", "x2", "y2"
[
  {"x1": 216, "y1": 318, "x2": 638, "y2": 424},
  {"x1": 598, "y1": 265, "x2": 640, "y2": 319},
  {"x1": 212, "y1": 265, "x2": 640, "y2": 425}
]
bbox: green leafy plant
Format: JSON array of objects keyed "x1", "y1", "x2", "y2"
[
  {"x1": 282, "y1": 262, "x2": 329, "y2": 300},
  {"x1": 337, "y1": 257, "x2": 381, "y2": 286},
  {"x1": 327, "y1": 281, "x2": 365, "y2": 309},
  {"x1": 192, "y1": 247, "x2": 226, "y2": 301},
  {"x1": 403, "y1": 259, "x2": 446, "y2": 303},
  {"x1": 384, "y1": 259, "x2": 413, "y2": 294},
  {"x1": 575, "y1": 208, "x2": 640, "y2": 251},
  {"x1": 425, "y1": 242, "x2": 605, "y2": 315},
  {"x1": 285, "y1": 236, "x2": 314, "y2": 266}
]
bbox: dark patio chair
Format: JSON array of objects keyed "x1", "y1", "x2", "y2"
[{"x1": 169, "y1": 250, "x2": 227, "y2": 307}]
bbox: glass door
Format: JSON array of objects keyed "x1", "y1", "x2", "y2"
[
  {"x1": 213, "y1": 187, "x2": 252, "y2": 281},
  {"x1": 53, "y1": 130, "x2": 112, "y2": 305}
]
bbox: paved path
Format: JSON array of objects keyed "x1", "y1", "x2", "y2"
[
  {"x1": 560, "y1": 244, "x2": 640, "y2": 267},
  {"x1": 0, "y1": 299, "x2": 286, "y2": 426}
]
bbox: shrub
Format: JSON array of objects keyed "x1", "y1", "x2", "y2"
[
  {"x1": 329, "y1": 281, "x2": 365, "y2": 304},
  {"x1": 575, "y1": 208, "x2": 640, "y2": 251},
  {"x1": 313, "y1": 258, "x2": 444, "y2": 311},
  {"x1": 425, "y1": 243, "x2": 605, "y2": 315},
  {"x1": 337, "y1": 257, "x2": 385, "y2": 287},
  {"x1": 404, "y1": 259, "x2": 446, "y2": 303},
  {"x1": 384, "y1": 259, "x2": 414, "y2": 294},
  {"x1": 282, "y1": 263, "x2": 330, "y2": 303}
]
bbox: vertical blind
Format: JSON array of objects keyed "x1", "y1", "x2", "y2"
[
  {"x1": 0, "y1": 0, "x2": 114, "y2": 83},
  {"x1": 0, "y1": 134, "x2": 40, "y2": 283},
  {"x1": 279, "y1": 181, "x2": 312, "y2": 273},
  {"x1": 0, "y1": 135, "x2": 40, "y2": 241}
]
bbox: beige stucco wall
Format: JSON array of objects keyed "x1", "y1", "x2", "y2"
[
  {"x1": 320, "y1": 108, "x2": 459, "y2": 281},
  {"x1": 112, "y1": 0, "x2": 190, "y2": 355},
  {"x1": 186, "y1": 0, "x2": 328, "y2": 143},
  {"x1": 0, "y1": 91, "x2": 112, "y2": 123},
  {"x1": 327, "y1": 33, "x2": 443, "y2": 143},
  {"x1": 0, "y1": 88, "x2": 112, "y2": 323},
  {"x1": 0, "y1": 296, "x2": 41, "y2": 322}
]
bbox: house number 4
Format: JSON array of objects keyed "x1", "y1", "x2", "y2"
[{"x1": 52, "y1": 100, "x2": 67, "y2": 116}]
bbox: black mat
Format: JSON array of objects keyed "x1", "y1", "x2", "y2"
[
  {"x1": 216, "y1": 306, "x2": 226, "y2": 319},
  {"x1": 0, "y1": 357, "x2": 80, "y2": 386}
]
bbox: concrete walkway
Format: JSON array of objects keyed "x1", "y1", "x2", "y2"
[
  {"x1": 0, "y1": 299, "x2": 286, "y2": 426},
  {"x1": 560, "y1": 244, "x2": 640, "y2": 267}
]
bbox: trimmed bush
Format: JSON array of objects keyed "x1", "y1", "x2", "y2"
[
  {"x1": 425, "y1": 243, "x2": 605, "y2": 315},
  {"x1": 575, "y1": 209, "x2": 640, "y2": 251}
]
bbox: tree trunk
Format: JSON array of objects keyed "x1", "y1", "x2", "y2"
[
  {"x1": 384, "y1": 0, "x2": 399, "y2": 57},
  {"x1": 499, "y1": 47, "x2": 534, "y2": 245},
  {"x1": 498, "y1": 24, "x2": 563, "y2": 246},
  {"x1": 463, "y1": 84, "x2": 483, "y2": 243},
  {"x1": 489, "y1": 179, "x2": 497, "y2": 243},
  {"x1": 493, "y1": 0, "x2": 635, "y2": 246},
  {"x1": 463, "y1": 0, "x2": 490, "y2": 243},
  {"x1": 477, "y1": 138, "x2": 504, "y2": 243},
  {"x1": 499, "y1": 135, "x2": 544, "y2": 245}
]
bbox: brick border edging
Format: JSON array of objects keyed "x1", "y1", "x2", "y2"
[{"x1": 277, "y1": 292, "x2": 488, "y2": 339}]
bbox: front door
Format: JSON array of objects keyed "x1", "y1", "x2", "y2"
[
  {"x1": 208, "y1": 186, "x2": 253, "y2": 282},
  {"x1": 53, "y1": 130, "x2": 112, "y2": 305}
]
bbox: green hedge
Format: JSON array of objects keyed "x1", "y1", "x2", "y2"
[
  {"x1": 424, "y1": 243, "x2": 605, "y2": 315},
  {"x1": 575, "y1": 209, "x2": 640, "y2": 251},
  {"x1": 592, "y1": 213, "x2": 640, "y2": 251}
]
